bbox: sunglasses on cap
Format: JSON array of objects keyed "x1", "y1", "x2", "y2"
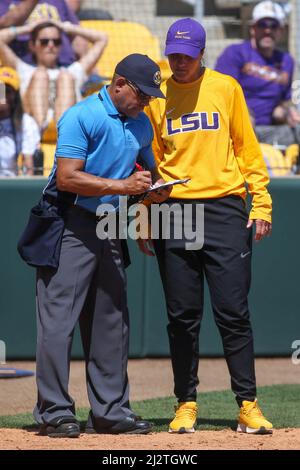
[
  {"x1": 125, "y1": 79, "x2": 155, "y2": 102},
  {"x1": 38, "y1": 38, "x2": 62, "y2": 47},
  {"x1": 256, "y1": 19, "x2": 280, "y2": 30}
]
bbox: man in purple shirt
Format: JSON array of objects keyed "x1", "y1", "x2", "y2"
[
  {"x1": 215, "y1": 1, "x2": 300, "y2": 146},
  {"x1": 0, "y1": 0, "x2": 86, "y2": 66},
  {"x1": 0, "y1": 0, "x2": 38, "y2": 28}
]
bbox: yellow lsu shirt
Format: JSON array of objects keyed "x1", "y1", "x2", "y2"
[{"x1": 146, "y1": 68, "x2": 272, "y2": 222}]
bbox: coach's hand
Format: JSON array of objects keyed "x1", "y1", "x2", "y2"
[
  {"x1": 146, "y1": 178, "x2": 173, "y2": 203},
  {"x1": 137, "y1": 237, "x2": 155, "y2": 257},
  {"x1": 247, "y1": 218, "x2": 272, "y2": 241},
  {"x1": 122, "y1": 171, "x2": 152, "y2": 194},
  {"x1": 136, "y1": 219, "x2": 155, "y2": 257}
]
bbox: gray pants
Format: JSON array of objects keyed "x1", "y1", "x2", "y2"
[
  {"x1": 33, "y1": 208, "x2": 132, "y2": 426},
  {"x1": 255, "y1": 124, "x2": 300, "y2": 147}
]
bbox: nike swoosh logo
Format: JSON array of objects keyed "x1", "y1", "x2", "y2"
[
  {"x1": 240, "y1": 251, "x2": 251, "y2": 259},
  {"x1": 176, "y1": 30, "x2": 190, "y2": 35},
  {"x1": 166, "y1": 107, "x2": 176, "y2": 115}
]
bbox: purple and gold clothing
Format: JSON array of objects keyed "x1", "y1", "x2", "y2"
[
  {"x1": 0, "y1": 0, "x2": 79, "y2": 66},
  {"x1": 215, "y1": 40, "x2": 294, "y2": 125},
  {"x1": 146, "y1": 68, "x2": 272, "y2": 222}
]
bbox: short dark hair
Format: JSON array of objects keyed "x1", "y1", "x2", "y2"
[{"x1": 31, "y1": 22, "x2": 61, "y2": 43}]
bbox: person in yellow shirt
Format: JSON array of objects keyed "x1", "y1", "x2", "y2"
[{"x1": 141, "y1": 17, "x2": 273, "y2": 435}]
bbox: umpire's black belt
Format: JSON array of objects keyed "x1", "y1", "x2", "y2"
[{"x1": 43, "y1": 194, "x2": 107, "y2": 223}]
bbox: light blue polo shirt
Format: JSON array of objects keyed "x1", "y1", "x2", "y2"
[{"x1": 44, "y1": 86, "x2": 156, "y2": 213}]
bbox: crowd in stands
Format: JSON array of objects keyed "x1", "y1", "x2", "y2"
[
  {"x1": 0, "y1": 0, "x2": 299, "y2": 177},
  {"x1": 0, "y1": 0, "x2": 107, "y2": 176},
  {"x1": 0, "y1": 65, "x2": 39, "y2": 175},
  {"x1": 0, "y1": 20, "x2": 107, "y2": 129},
  {"x1": 216, "y1": 0, "x2": 300, "y2": 148}
]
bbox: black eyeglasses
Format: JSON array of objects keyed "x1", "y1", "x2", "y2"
[
  {"x1": 38, "y1": 38, "x2": 62, "y2": 47},
  {"x1": 125, "y1": 79, "x2": 155, "y2": 102},
  {"x1": 256, "y1": 19, "x2": 280, "y2": 30}
]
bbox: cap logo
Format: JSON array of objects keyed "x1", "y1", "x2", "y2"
[
  {"x1": 153, "y1": 70, "x2": 161, "y2": 86},
  {"x1": 165, "y1": 19, "x2": 206, "y2": 57},
  {"x1": 175, "y1": 30, "x2": 191, "y2": 40},
  {"x1": 1, "y1": 71, "x2": 13, "y2": 79}
]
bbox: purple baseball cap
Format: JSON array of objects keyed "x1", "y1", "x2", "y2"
[{"x1": 165, "y1": 18, "x2": 206, "y2": 58}]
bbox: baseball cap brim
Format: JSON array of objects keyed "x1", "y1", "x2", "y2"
[
  {"x1": 252, "y1": 16, "x2": 281, "y2": 26},
  {"x1": 0, "y1": 71, "x2": 20, "y2": 91},
  {"x1": 136, "y1": 82, "x2": 166, "y2": 99},
  {"x1": 165, "y1": 43, "x2": 201, "y2": 59}
]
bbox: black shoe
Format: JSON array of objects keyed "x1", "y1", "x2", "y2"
[
  {"x1": 39, "y1": 416, "x2": 80, "y2": 438},
  {"x1": 85, "y1": 416, "x2": 152, "y2": 435}
]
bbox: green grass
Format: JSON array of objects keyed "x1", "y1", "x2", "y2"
[{"x1": 1, "y1": 385, "x2": 299, "y2": 432}]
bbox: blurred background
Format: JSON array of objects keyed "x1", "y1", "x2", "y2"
[{"x1": 0, "y1": 0, "x2": 299, "y2": 360}]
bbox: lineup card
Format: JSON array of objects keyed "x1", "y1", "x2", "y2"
[{"x1": 147, "y1": 178, "x2": 191, "y2": 192}]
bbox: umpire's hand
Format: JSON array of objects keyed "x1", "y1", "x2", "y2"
[
  {"x1": 145, "y1": 178, "x2": 173, "y2": 203},
  {"x1": 122, "y1": 171, "x2": 152, "y2": 194}
]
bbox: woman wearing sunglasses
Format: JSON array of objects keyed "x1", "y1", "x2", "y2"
[{"x1": 0, "y1": 20, "x2": 108, "y2": 131}]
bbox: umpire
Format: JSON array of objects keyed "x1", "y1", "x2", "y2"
[{"x1": 27, "y1": 54, "x2": 167, "y2": 437}]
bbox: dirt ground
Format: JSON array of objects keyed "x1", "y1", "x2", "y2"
[
  {"x1": 1, "y1": 428, "x2": 299, "y2": 450},
  {"x1": 1, "y1": 358, "x2": 300, "y2": 450}
]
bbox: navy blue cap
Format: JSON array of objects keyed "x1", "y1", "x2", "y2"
[{"x1": 115, "y1": 53, "x2": 165, "y2": 99}]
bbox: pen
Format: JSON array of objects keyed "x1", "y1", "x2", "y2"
[
  {"x1": 134, "y1": 162, "x2": 152, "y2": 201},
  {"x1": 135, "y1": 162, "x2": 144, "y2": 171}
]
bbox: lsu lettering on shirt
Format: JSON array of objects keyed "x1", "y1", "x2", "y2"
[{"x1": 146, "y1": 68, "x2": 272, "y2": 222}]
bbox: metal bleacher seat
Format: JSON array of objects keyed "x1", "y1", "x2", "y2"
[
  {"x1": 78, "y1": 9, "x2": 113, "y2": 21},
  {"x1": 215, "y1": 0, "x2": 242, "y2": 8}
]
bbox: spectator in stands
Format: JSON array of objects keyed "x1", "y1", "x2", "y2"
[
  {"x1": 60, "y1": 0, "x2": 106, "y2": 98},
  {"x1": 0, "y1": 20, "x2": 108, "y2": 130},
  {"x1": 0, "y1": 0, "x2": 39, "y2": 29},
  {"x1": 0, "y1": 0, "x2": 88, "y2": 66},
  {"x1": 215, "y1": 0, "x2": 300, "y2": 146},
  {"x1": 65, "y1": 0, "x2": 113, "y2": 21},
  {"x1": 64, "y1": 0, "x2": 82, "y2": 15},
  {"x1": 0, "y1": 66, "x2": 39, "y2": 176}
]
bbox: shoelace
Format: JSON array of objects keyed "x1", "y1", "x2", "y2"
[
  {"x1": 243, "y1": 402, "x2": 263, "y2": 417},
  {"x1": 174, "y1": 405, "x2": 197, "y2": 419}
]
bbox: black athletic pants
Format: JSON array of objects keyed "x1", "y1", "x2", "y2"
[{"x1": 153, "y1": 196, "x2": 256, "y2": 406}]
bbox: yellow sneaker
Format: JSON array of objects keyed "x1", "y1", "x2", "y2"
[
  {"x1": 237, "y1": 399, "x2": 273, "y2": 434},
  {"x1": 168, "y1": 401, "x2": 198, "y2": 433}
]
